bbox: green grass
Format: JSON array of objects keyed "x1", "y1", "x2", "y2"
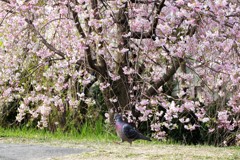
[{"x1": 0, "y1": 122, "x2": 118, "y2": 142}]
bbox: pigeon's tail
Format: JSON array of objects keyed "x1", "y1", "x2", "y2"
[{"x1": 139, "y1": 134, "x2": 151, "y2": 141}]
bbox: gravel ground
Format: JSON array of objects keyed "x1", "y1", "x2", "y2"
[
  {"x1": 0, "y1": 139, "x2": 91, "y2": 160},
  {"x1": 0, "y1": 138, "x2": 239, "y2": 160}
]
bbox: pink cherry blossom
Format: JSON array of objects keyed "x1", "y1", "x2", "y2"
[{"x1": 0, "y1": 0, "x2": 239, "y2": 144}]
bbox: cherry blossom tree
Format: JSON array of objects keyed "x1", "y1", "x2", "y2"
[{"x1": 0, "y1": 0, "x2": 239, "y2": 145}]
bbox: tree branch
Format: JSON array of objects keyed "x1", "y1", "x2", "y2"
[
  {"x1": 0, "y1": 0, "x2": 10, "y2": 3},
  {"x1": 69, "y1": 2, "x2": 108, "y2": 78},
  {"x1": 0, "y1": 10, "x2": 10, "y2": 26},
  {"x1": 146, "y1": 58, "x2": 183, "y2": 96},
  {"x1": 130, "y1": 0, "x2": 155, "y2": 3},
  {"x1": 145, "y1": 15, "x2": 198, "y2": 97},
  {"x1": 130, "y1": 0, "x2": 165, "y2": 40},
  {"x1": 70, "y1": 6, "x2": 86, "y2": 38},
  {"x1": 152, "y1": 0, "x2": 165, "y2": 34},
  {"x1": 91, "y1": 0, "x2": 108, "y2": 75},
  {"x1": 25, "y1": 19, "x2": 65, "y2": 59}
]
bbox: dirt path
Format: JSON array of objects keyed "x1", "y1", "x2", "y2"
[
  {"x1": 0, "y1": 138, "x2": 239, "y2": 160},
  {"x1": 62, "y1": 142, "x2": 240, "y2": 160}
]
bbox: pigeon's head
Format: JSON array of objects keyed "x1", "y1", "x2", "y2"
[{"x1": 114, "y1": 114, "x2": 123, "y2": 123}]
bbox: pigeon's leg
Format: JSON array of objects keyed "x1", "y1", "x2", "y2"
[
  {"x1": 129, "y1": 141, "x2": 132, "y2": 146},
  {"x1": 115, "y1": 139, "x2": 124, "y2": 144},
  {"x1": 119, "y1": 139, "x2": 125, "y2": 144}
]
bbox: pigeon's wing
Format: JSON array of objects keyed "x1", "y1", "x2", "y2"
[{"x1": 122, "y1": 124, "x2": 139, "y2": 140}]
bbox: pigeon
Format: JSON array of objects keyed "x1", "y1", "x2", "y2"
[{"x1": 114, "y1": 114, "x2": 151, "y2": 145}]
